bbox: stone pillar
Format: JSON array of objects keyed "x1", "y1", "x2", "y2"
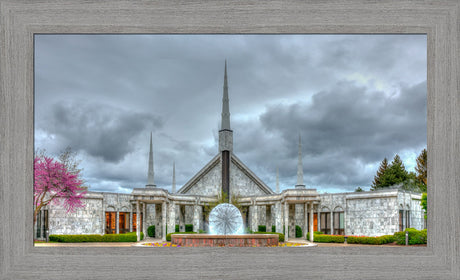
[
  {"x1": 179, "y1": 205, "x2": 185, "y2": 232},
  {"x1": 129, "y1": 208, "x2": 133, "y2": 233},
  {"x1": 193, "y1": 203, "x2": 201, "y2": 232},
  {"x1": 317, "y1": 207, "x2": 321, "y2": 233},
  {"x1": 162, "y1": 202, "x2": 167, "y2": 241},
  {"x1": 136, "y1": 200, "x2": 140, "y2": 242},
  {"x1": 142, "y1": 202, "x2": 146, "y2": 239},
  {"x1": 304, "y1": 203, "x2": 308, "y2": 239},
  {"x1": 330, "y1": 210, "x2": 334, "y2": 235},
  {"x1": 266, "y1": 205, "x2": 271, "y2": 232},
  {"x1": 275, "y1": 202, "x2": 282, "y2": 233},
  {"x1": 309, "y1": 203, "x2": 314, "y2": 242},
  {"x1": 284, "y1": 202, "x2": 289, "y2": 241},
  {"x1": 167, "y1": 201, "x2": 176, "y2": 234},
  {"x1": 252, "y1": 204, "x2": 258, "y2": 232},
  {"x1": 116, "y1": 211, "x2": 120, "y2": 234}
]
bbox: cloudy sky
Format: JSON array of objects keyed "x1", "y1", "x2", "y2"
[{"x1": 34, "y1": 34, "x2": 426, "y2": 194}]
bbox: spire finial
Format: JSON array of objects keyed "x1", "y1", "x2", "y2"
[
  {"x1": 296, "y1": 133, "x2": 306, "y2": 188},
  {"x1": 221, "y1": 60, "x2": 231, "y2": 130},
  {"x1": 172, "y1": 161, "x2": 176, "y2": 193},
  {"x1": 146, "y1": 132, "x2": 156, "y2": 188}
]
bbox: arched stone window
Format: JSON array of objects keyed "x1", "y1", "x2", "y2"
[
  {"x1": 333, "y1": 206, "x2": 344, "y2": 235},
  {"x1": 320, "y1": 207, "x2": 331, "y2": 234}
]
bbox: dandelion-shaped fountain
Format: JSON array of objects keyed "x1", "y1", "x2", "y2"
[{"x1": 171, "y1": 203, "x2": 279, "y2": 247}]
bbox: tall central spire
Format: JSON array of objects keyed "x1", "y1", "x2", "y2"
[
  {"x1": 296, "y1": 134, "x2": 306, "y2": 189},
  {"x1": 146, "y1": 132, "x2": 156, "y2": 188},
  {"x1": 221, "y1": 60, "x2": 231, "y2": 130}
]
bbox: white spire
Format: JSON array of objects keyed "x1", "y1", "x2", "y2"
[
  {"x1": 221, "y1": 60, "x2": 231, "y2": 130},
  {"x1": 296, "y1": 134, "x2": 306, "y2": 188},
  {"x1": 146, "y1": 132, "x2": 156, "y2": 188},
  {"x1": 172, "y1": 161, "x2": 176, "y2": 193},
  {"x1": 276, "y1": 167, "x2": 280, "y2": 193}
]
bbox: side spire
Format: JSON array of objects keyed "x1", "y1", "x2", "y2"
[
  {"x1": 146, "y1": 132, "x2": 156, "y2": 188},
  {"x1": 296, "y1": 134, "x2": 306, "y2": 189},
  {"x1": 172, "y1": 161, "x2": 176, "y2": 193},
  {"x1": 221, "y1": 60, "x2": 231, "y2": 130}
]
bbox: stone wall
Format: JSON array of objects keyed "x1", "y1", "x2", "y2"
[
  {"x1": 230, "y1": 161, "x2": 268, "y2": 197},
  {"x1": 185, "y1": 161, "x2": 221, "y2": 196},
  {"x1": 48, "y1": 195, "x2": 104, "y2": 235}
]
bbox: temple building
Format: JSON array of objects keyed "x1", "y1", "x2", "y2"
[{"x1": 34, "y1": 63, "x2": 425, "y2": 242}]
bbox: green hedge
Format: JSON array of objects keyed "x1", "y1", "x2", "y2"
[
  {"x1": 313, "y1": 234, "x2": 345, "y2": 243},
  {"x1": 175, "y1": 225, "x2": 180, "y2": 233},
  {"x1": 185, "y1": 224, "x2": 193, "y2": 232},
  {"x1": 347, "y1": 235, "x2": 395, "y2": 245},
  {"x1": 258, "y1": 225, "x2": 266, "y2": 232},
  {"x1": 272, "y1": 225, "x2": 276, "y2": 232},
  {"x1": 253, "y1": 232, "x2": 284, "y2": 242},
  {"x1": 49, "y1": 232, "x2": 144, "y2": 243},
  {"x1": 166, "y1": 231, "x2": 197, "y2": 241},
  {"x1": 306, "y1": 231, "x2": 324, "y2": 240},
  {"x1": 394, "y1": 228, "x2": 427, "y2": 245},
  {"x1": 295, "y1": 225, "x2": 302, "y2": 238},
  {"x1": 147, "y1": 225, "x2": 155, "y2": 237}
]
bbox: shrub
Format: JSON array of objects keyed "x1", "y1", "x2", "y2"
[
  {"x1": 198, "y1": 229, "x2": 207, "y2": 234},
  {"x1": 175, "y1": 225, "x2": 180, "y2": 233},
  {"x1": 258, "y1": 225, "x2": 266, "y2": 232},
  {"x1": 313, "y1": 234, "x2": 345, "y2": 243},
  {"x1": 306, "y1": 231, "x2": 323, "y2": 240},
  {"x1": 272, "y1": 225, "x2": 276, "y2": 232},
  {"x1": 147, "y1": 225, "x2": 155, "y2": 237},
  {"x1": 185, "y1": 224, "x2": 193, "y2": 232},
  {"x1": 253, "y1": 231, "x2": 284, "y2": 242},
  {"x1": 394, "y1": 228, "x2": 427, "y2": 245},
  {"x1": 245, "y1": 227, "x2": 253, "y2": 234},
  {"x1": 48, "y1": 232, "x2": 143, "y2": 243},
  {"x1": 295, "y1": 225, "x2": 302, "y2": 238},
  {"x1": 166, "y1": 231, "x2": 196, "y2": 242}
]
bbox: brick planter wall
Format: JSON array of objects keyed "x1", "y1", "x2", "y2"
[{"x1": 171, "y1": 234, "x2": 279, "y2": 247}]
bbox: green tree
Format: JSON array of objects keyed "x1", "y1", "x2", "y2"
[
  {"x1": 371, "y1": 157, "x2": 389, "y2": 190},
  {"x1": 421, "y1": 193, "x2": 427, "y2": 220},
  {"x1": 415, "y1": 148, "x2": 427, "y2": 189},
  {"x1": 372, "y1": 154, "x2": 410, "y2": 190},
  {"x1": 355, "y1": 187, "x2": 364, "y2": 192}
]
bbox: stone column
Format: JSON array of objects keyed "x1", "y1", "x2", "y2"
[
  {"x1": 274, "y1": 203, "x2": 280, "y2": 233},
  {"x1": 330, "y1": 210, "x2": 334, "y2": 235},
  {"x1": 179, "y1": 205, "x2": 185, "y2": 232},
  {"x1": 136, "y1": 200, "x2": 140, "y2": 242},
  {"x1": 167, "y1": 201, "x2": 176, "y2": 234},
  {"x1": 142, "y1": 202, "x2": 146, "y2": 239},
  {"x1": 162, "y1": 202, "x2": 167, "y2": 241},
  {"x1": 266, "y1": 205, "x2": 271, "y2": 232},
  {"x1": 309, "y1": 203, "x2": 314, "y2": 242},
  {"x1": 193, "y1": 203, "x2": 201, "y2": 232},
  {"x1": 252, "y1": 203, "x2": 258, "y2": 232},
  {"x1": 317, "y1": 207, "x2": 321, "y2": 233},
  {"x1": 304, "y1": 203, "x2": 308, "y2": 239},
  {"x1": 284, "y1": 202, "x2": 289, "y2": 241},
  {"x1": 116, "y1": 211, "x2": 120, "y2": 234},
  {"x1": 129, "y1": 208, "x2": 133, "y2": 233}
]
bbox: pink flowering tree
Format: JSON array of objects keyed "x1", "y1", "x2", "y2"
[{"x1": 33, "y1": 156, "x2": 86, "y2": 224}]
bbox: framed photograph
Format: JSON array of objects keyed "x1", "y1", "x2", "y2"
[{"x1": 1, "y1": 1, "x2": 459, "y2": 279}]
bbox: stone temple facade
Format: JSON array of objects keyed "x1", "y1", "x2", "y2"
[{"x1": 34, "y1": 62, "x2": 425, "y2": 242}]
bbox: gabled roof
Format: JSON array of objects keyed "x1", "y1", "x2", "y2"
[
  {"x1": 176, "y1": 154, "x2": 220, "y2": 194},
  {"x1": 177, "y1": 153, "x2": 274, "y2": 195},
  {"x1": 231, "y1": 154, "x2": 274, "y2": 195}
]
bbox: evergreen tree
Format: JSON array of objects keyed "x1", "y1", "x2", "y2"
[
  {"x1": 371, "y1": 158, "x2": 389, "y2": 191},
  {"x1": 415, "y1": 148, "x2": 427, "y2": 186},
  {"x1": 355, "y1": 187, "x2": 364, "y2": 192},
  {"x1": 378, "y1": 154, "x2": 409, "y2": 188}
]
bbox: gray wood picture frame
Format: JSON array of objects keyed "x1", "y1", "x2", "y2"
[{"x1": 0, "y1": 1, "x2": 459, "y2": 279}]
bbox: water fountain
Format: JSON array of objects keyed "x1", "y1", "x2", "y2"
[{"x1": 171, "y1": 203, "x2": 279, "y2": 247}]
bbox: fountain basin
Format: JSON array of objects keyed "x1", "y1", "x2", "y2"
[{"x1": 171, "y1": 234, "x2": 279, "y2": 247}]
